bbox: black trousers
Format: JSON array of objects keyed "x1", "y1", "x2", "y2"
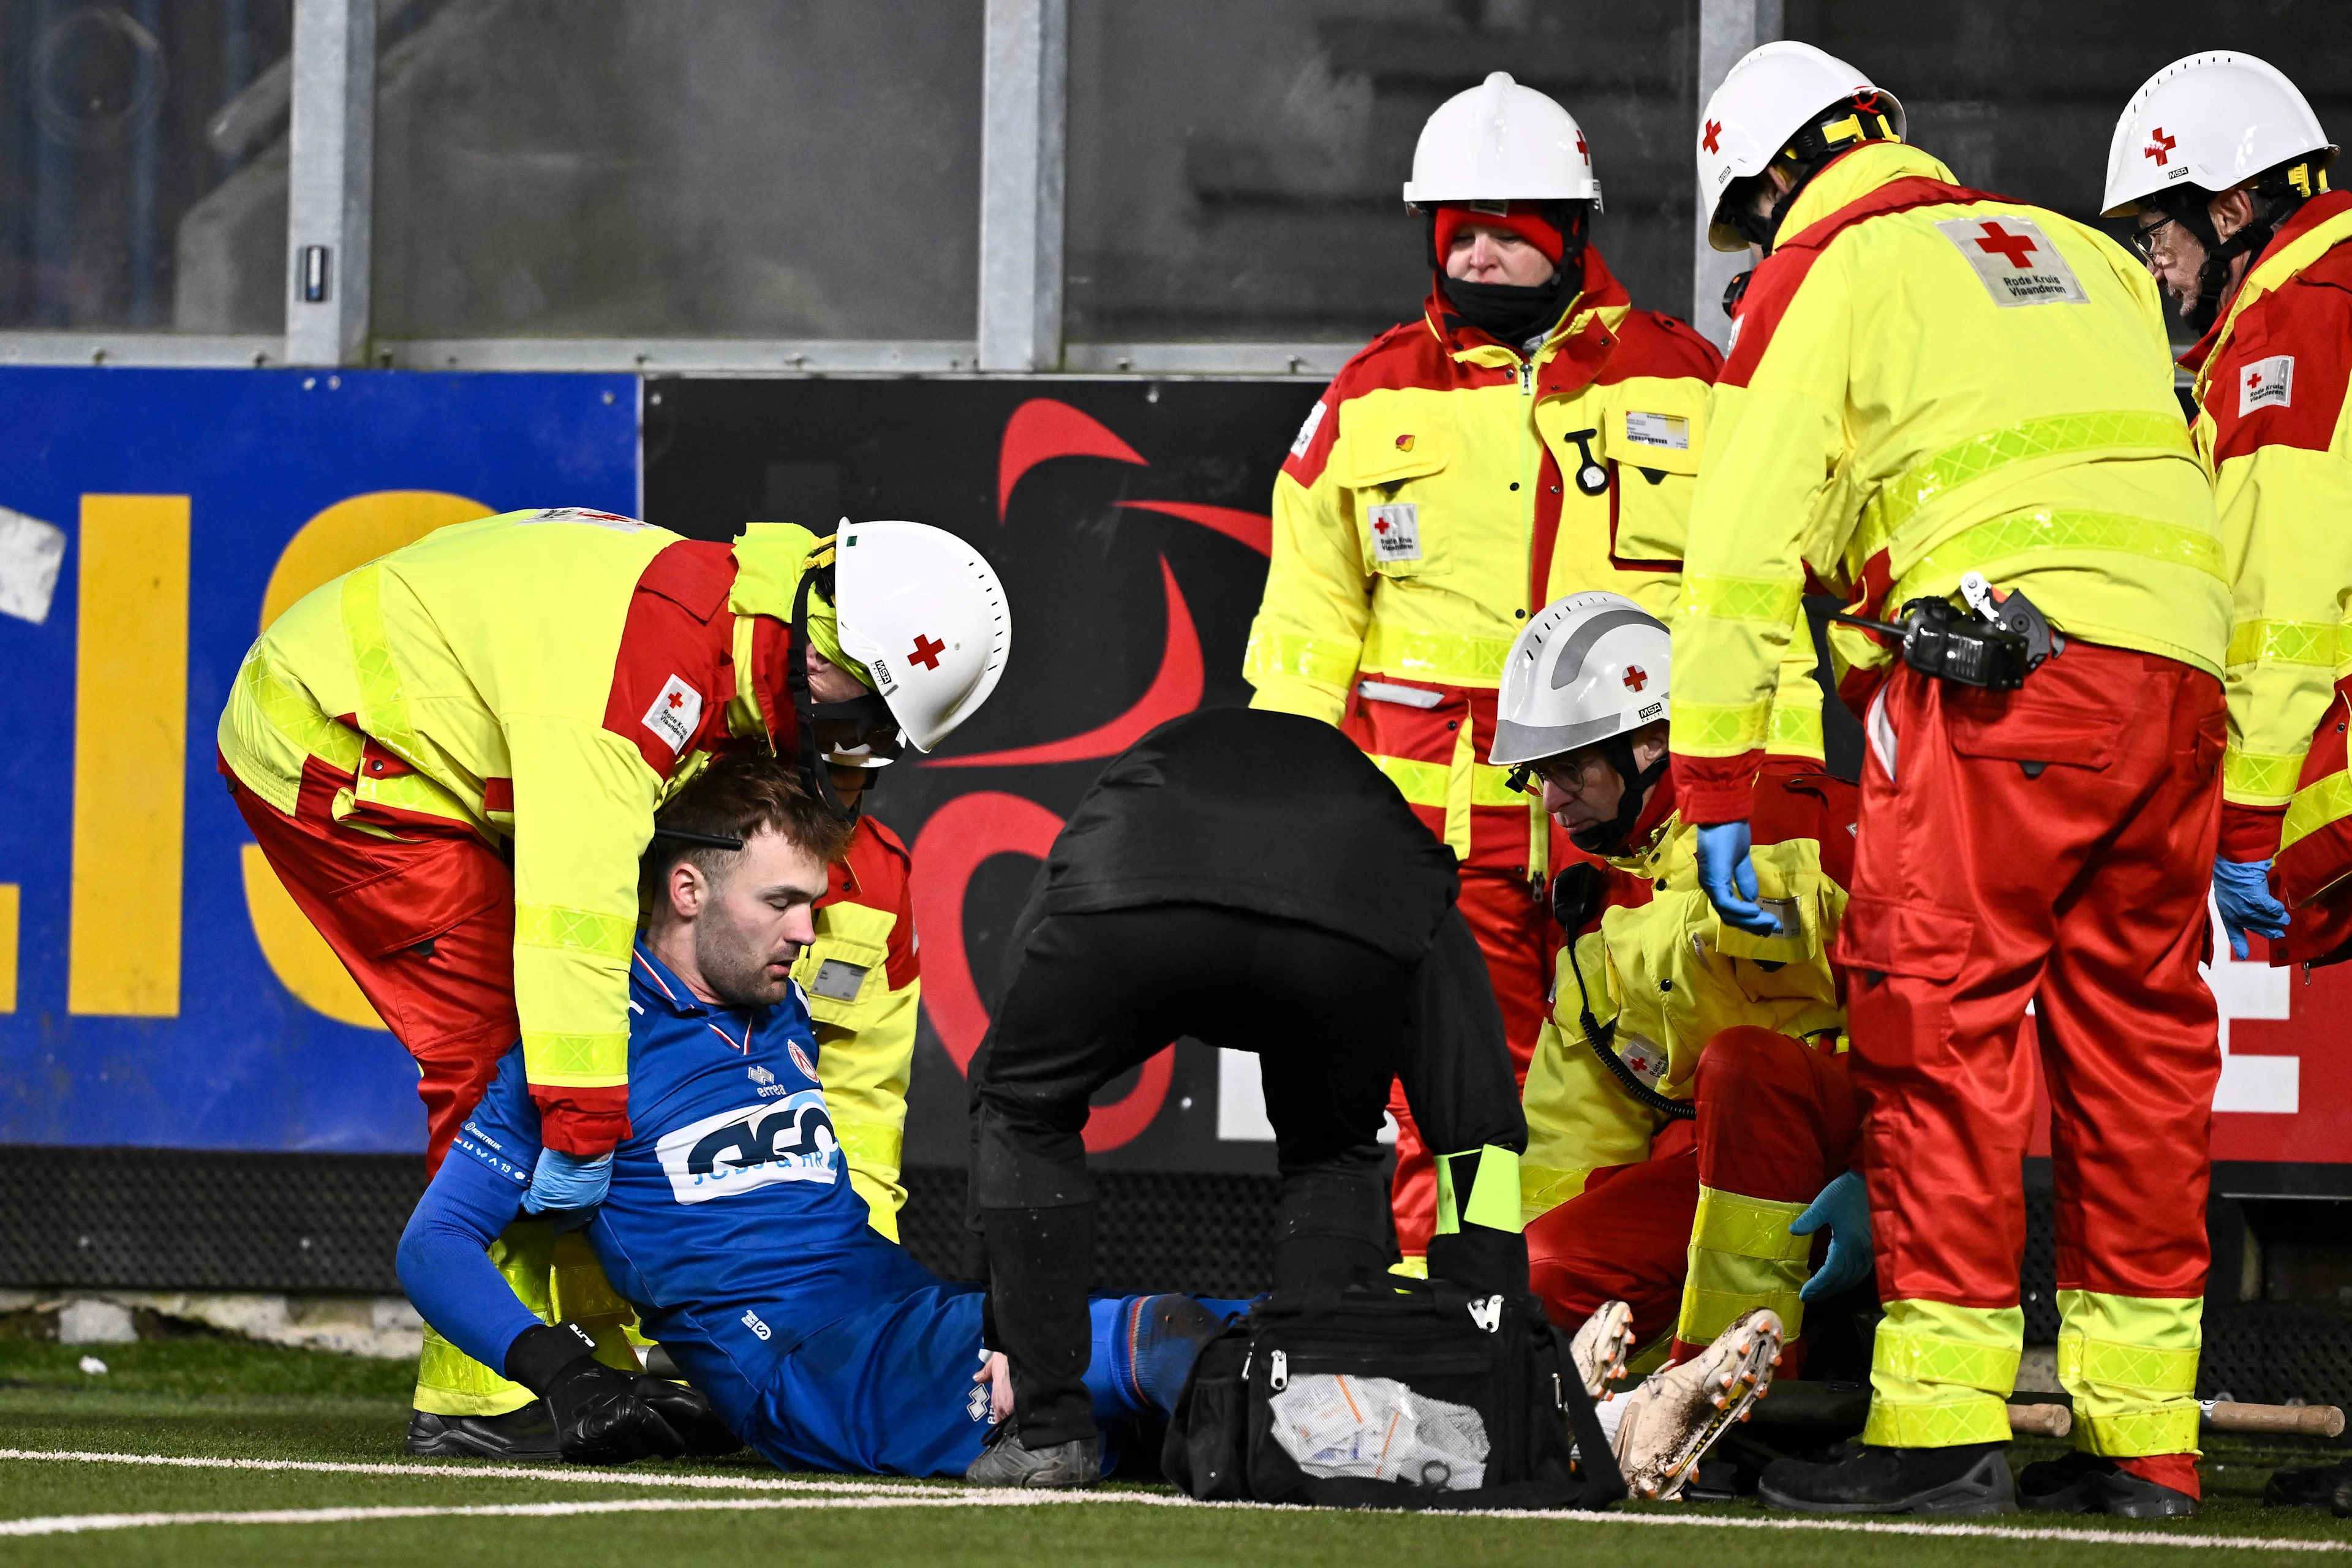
[{"x1": 967, "y1": 902, "x2": 1528, "y2": 1446}]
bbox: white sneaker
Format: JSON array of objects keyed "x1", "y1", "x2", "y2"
[
  {"x1": 1608, "y1": 1308, "x2": 1782, "y2": 1501},
  {"x1": 1570, "y1": 1300, "x2": 1637, "y2": 1400}
]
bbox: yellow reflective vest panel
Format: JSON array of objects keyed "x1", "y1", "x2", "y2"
[
  {"x1": 794, "y1": 816, "x2": 922, "y2": 1240},
  {"x1": 218, "y1": 510, "x2": 772, "y2": 1120},
  {"x1": 1520, "y1": 772, "x2": 1853, "y2": 1224},
  {"x1": 2183, "y1": 192, "x2": 2352, "y2": 859},
  {"x1": 1245, "y1": 252, "x2": 1834, "y2": 873},
  {"x1": 1668, "y1": 141, "x2": 2229, "y2": 822}
]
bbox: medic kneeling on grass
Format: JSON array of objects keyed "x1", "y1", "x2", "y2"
[{"x1": 1494, "y1": 592, "x2": 1865, "y2": 1500}]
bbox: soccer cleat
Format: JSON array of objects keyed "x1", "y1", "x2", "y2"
[
  {"x1": 1570, "y1": 1300, "x2": 1638, "y2": 1400},
  {"x1": 2016, "y1": 1451, "x2": 2195, "y2": 1519},
  {"x1": 1608, "y1": 1308, "x2": 1782, "y2": 1500},
  {"x1": 405, "y1": 1404, "x2": 561, "y2": 1460},
  {"x1": 963, "y1": 1423, "x2": 1103, "y2": 1488},
  {"x1": 1760, "y1": 1441, "x2": 2016, "y2": 1515}
]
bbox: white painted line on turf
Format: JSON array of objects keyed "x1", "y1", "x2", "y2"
[
  {"x1": 0, "y1": 1449, "x2": 951, "y2": 1495},
  {"x1": 0, "y1": 1490, "x2": 2348, "y2": 1551},
  {"x1": 5, "y1": 1450, "x2": 2348, "y2": 1551}
]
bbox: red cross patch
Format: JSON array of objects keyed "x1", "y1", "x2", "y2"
[
  {"x1": 1622, "y1": 665, "x2": 1649, "y2": 693},
  {"x1": 908, "y1": 634, "x2": 945, "y2": 671},
  {"x1": 1973, "y1": 221, "x2": 2037, "y2": 269},
  {"x1": 1702, "y1": 119, "x2": 1721, "y2": 155},
  {"x1": 2144, "y1": 127, "x2": 2177, "y2": 167}
]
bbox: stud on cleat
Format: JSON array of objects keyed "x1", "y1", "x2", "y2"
[{"x1": 1607, "y1": 1308, "x2": 1784, "y2": 1502}]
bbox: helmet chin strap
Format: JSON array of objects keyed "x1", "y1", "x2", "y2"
[
  {"x1": 786, "y1": 552, "x2": 861, "y2": 822},
  {"x1": 1567, "y1": 734, "x2": 1670, "y2": 858}
]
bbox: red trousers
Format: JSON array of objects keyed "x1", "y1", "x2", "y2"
[
  {"x1": 1388, "y1": 868, "x2": 1551, "y2": 1257},
  {"x1": 1524, "y1": 1027, "x2": 1856, "y2": 1370},
  {"x1": 1836, "y1": 646, "x2": 2223, "y2": 1313},
  {"x1": 227, "y1": 755, "x2": 520, "y2": 1174}
]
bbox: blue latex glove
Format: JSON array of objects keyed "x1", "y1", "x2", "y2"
[
  {"x1": 1695, "y1": 820, "x2": 1782, "y2": 937},
  {"x1": 523, "y1": 1149, "x2": 612, "y2": 1230},
  {"x1": 1791, "y1": 1170, "x2": 1873, "y2": 1303},
  {"x1": 2212, "y1": 855, "x2": 2289, "y2": 961}
]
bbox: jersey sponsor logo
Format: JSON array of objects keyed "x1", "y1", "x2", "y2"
[
  {"x1": 2240, "y1": 354, "x2": 2295, "y2": 415},
  {"x1": 1367, "y1": 502, "x2": 1420, "y2": 564},
  {"x1": 1623, "y1": 411, "x2": 1690, "y2": 451},
  {"x1": 656, "y1": 1090, "x2": 840, "y2": 1202},
  {"x1": 641, "y1": 674, "x2": 703, "y2": 753},
  {"x1": 1288, "y1": 400, "x2": 1327, "y2": 459},
  {"x1": 741, "y1": 1308, "x2": 772, "y2": 1341},
  {"x1": 1935, "y1": 216, "x2": 2087, "y2": 307},
  {"x1": 747, "y1": 1063, "x2": 787, "y2": 1099},
  {"x1": 521, "y1": 507, "x2": 645, "y2": 530}
]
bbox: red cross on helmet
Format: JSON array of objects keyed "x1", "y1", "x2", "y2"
[
  {"x1": 829, "y1": 520, "x2": 1011, "y2": 752},
  {"x1": 1490, "y1": 590, "x2": 1672, "y2": 770},
  {"x1": 1403, "y1": 72, "x2": 1603, "y2": 211},
  {"x1": 2103, "y1": 52, "x2": 2335, "y2": 217},
  {"x1": 1695, "y1": 40, "x2": 1904, "y2": 252}
]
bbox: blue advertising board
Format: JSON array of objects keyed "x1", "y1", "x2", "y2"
[{"x1": 0, "y1": 367, "x2": 636, "y2": 1152}]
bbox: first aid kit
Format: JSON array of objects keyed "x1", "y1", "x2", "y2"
[{"x1": 1162, "y1": 1275, "x2": 1623, "y2": 1511}]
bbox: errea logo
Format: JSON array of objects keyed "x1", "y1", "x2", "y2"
[{"x1": 748, "y1": 1063, "x2": 786, "y2": 1099}]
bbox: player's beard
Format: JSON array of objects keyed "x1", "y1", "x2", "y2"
[{"x1": 692, "y1": 904, "x2": 797, "y2": 1009}]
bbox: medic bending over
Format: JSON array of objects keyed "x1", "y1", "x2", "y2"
[
  {"x1": 395, "y1": 759, "x2": 1218, "y2": 1475},
  {"x1": 218, "y1": 510, "x2": 1007, "y2": 1450},
  {"x1": 1493, "y1": 593, "x2": 1861, "y2": 1501}
]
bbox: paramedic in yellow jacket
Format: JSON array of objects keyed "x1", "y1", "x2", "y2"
[
  {"x1": 1487, "y1": 594, "x2": 1861, "y2": 1501},
  {"x1": 2106, "y1": 55, "x2": 2352, "y2": 971},
  {"x1": 218, "y1": 510, "x2": 1008, "y2": 1454},
  {"x1": 1242, "y1": 71, "x2": 1824, "y2": 1264},
  {"x1": 1673, "y1": 43, "x2": 2228, "y2": 1519}
]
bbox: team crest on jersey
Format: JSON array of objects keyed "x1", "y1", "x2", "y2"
[
  {"x1": 788, "y1": 1041, "x2": 818, "y2": 1082},
  {"x1": 655, "y1": 1090, "x2": 840, "y2": 1202},
  {"x1": 1934, "y1": 216, "x2": 2087, "y2": 307},
  {"x1": 2240, "y1": 355, "x2": 2294, "y2": 415},
  {"x1": 642, "y1": 675, "x2": 703, "y2": 753}
]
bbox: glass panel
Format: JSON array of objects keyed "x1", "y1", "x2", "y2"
[
  {"x1": 0, "y1": 1, "x2": 293, "y2": 331},
  {"x1": 371, "y1": 0, "x2": 982, "y2": 341},
  {"x1": 1793, "y1": 0, "x2": 2352, "y2": 346},
  {"x1": 1065, "y1": 0, "x2": 1700, "y2": 344}
]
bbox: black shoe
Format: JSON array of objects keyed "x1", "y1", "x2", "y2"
[
  {"x1": 963, "y1": 1423, "x2": 1102, "y2": 1488},
  {"x1": 2018, "y1": 1450, "x2": 2196, "y2": 1519},
  {"x1": 405, "y1": 1404, "x2": 560, "y2": 1460},
  {"x1": 1759, "y1": 1441, "x2": 2015, "y2": 1515},
  {"x1": 2266, "y1": 1458, "x2": 2352, "y2": 1510}
]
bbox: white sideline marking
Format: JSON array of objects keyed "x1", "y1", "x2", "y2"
[
  {"x1": 0, "y1": 1448, "x2": 951, "y2": 1494},
  {"x1": 3, "y1": 1450, "x2": 2348, "y2": 1550}
]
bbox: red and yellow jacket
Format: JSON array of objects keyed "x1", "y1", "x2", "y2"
[
  {"x1": 1671, "y1": 141, "x2": 2229, "y2": 824},
  {"x1": 1245, "y1": 249, "x2": 1825, "y2": 884},
  {"x1": 217, "y1": 511, "x2": 837, "y2": 1155},
  {"x1": 2179, "y1": 192, "x2": 2352, "y2": 935},
  {"x1": 795, "y1": 816, "x2": 923, "y2": 1238}
]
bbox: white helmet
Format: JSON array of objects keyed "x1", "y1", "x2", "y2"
[
  {"x1": 2102, "y1": 52, "x2": 2334, "y2": 217},
  {"x1": 1491, "y1": 592, "x2": 1672, "y2": 767},
  {"x1": 1403, "y1": 71, "x2": 1602, "y2": 210},
  {"x1": 1697, "y1": 40, "x2": 1904, "y2": 251},
  {"x1": 830, "y1": 520, "x2": 1009, "y2": 752}
]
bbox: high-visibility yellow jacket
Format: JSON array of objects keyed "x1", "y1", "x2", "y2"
[
  {"x1": 2179, "y1": 191, "x2": 2352, "y2": 871},
  {"x1": 1520, "y1": 767, "x2": 1853, "y2": 1224},
  {"x1": 797, "y1": 816, "x2": 922, "y2": 1239},
  {"x1": 218, "y1": 509, "x2": 826, "y2": 1152},
  {"x1": 1243, "y1": 250, "x2": 1827, "y2": 880},
  {"x1": 1668, "y1": 141, "x2": 2231, "y2": 824}
]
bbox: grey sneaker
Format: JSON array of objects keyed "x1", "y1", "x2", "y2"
[
  {"x1": 405, "y1": 1405, "x2": 560, "y2": 1460},
  {"x1": 1570, "y1": 1300, "x2": 1637, "y2": 1400},
  {"x1": 963, "y1": 1425, "x2": 1103, "y2": 1488}
]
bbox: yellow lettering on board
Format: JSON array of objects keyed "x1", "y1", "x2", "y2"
[
  {"x1": 69, "y1": 496, "x2": 189, "y2": 1016},
  {"x1": 0, "y1": 883, "x2": 17, "y2": 1012}
]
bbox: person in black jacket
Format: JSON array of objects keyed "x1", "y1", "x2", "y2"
[{"x1": 963, "y1": 707, "x2": 1531, "y2": 1486}]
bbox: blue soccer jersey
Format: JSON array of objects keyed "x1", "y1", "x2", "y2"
[{"x1": 401, "y1": 938, "x2": 1199, "y2": 1476}]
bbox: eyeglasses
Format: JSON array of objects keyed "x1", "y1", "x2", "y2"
[
  {"x1": 807, "y1": 694, "x2": 904, "y2": 769},
  {"x1": 1506, "y1": 756, "x2": 1599, "y2": 799},
  {"x1": 2127, "y1": 214, "x2": 2179, "y2": 262}
]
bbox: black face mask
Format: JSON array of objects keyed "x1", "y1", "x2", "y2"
[
  {"x1": 1438, "y1": 268, "x2": 1576, "y2": 346},
  {"x1": 1567, "y1": 734, "x2": 1671, "y2": 858}
]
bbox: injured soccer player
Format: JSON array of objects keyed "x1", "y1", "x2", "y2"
[{"x1": 394, "y1": 756, "x2": 1232, "y2": 1473}]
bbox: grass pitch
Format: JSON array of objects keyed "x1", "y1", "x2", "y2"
[{"x1": 4, "y1": 1340, "x2": 2352, "y2": 1566}]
